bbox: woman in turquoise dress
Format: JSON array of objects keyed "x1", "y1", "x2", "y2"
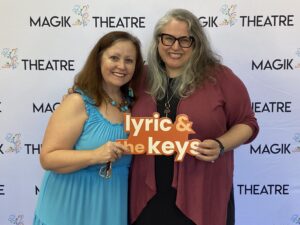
[{"x1": 33, "y1": 31, "x2": 144, "y2": 225}]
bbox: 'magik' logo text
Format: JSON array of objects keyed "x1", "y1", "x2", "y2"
[
  {"x1": 250, "y1": 143, "x2": 291, "y2": 154},
  {"x1": 251, "y1": 49, "x2": 300, "y2": 71},
  {"x1": 250, "y1": 134, "x2": 300, "y2": 155},
  {"x1": 33, "y1": 102, "x2": 60, "y2": 113}
]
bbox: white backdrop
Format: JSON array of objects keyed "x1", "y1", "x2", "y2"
[{"x1": 0, "y1": 0, "x2": 300, "y2": 225}]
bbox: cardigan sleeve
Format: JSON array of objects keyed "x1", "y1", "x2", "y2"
[{"x1": 216, "y1": 65, "x2": 259, "y2": 143}]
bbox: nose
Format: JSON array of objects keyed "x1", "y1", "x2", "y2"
[
  {"x1": 171, "y1": 40, "x2": 181, "y2": 50},
  {"x1": 117, "y1": 60, "x2": 126, "y2": 70}
]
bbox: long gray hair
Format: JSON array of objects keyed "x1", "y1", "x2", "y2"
[{"x1": 147, "y1": 8, "x2": 221, "y2": 99}]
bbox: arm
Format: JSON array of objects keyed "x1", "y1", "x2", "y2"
[
  {"x1": 40, "y1": 93, "x2": 127, "y2": 173},
  {"x1": 195, "y1": 124, "x2": 253, "y2": 162},
  {"x1": 216, "y1": 123, "x2": 253, "y2": 151},
  {"x1": 195, "y1": 66, "x2": 259, "y2": 162}
]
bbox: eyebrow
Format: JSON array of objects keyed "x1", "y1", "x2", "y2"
[{"x1": 161, "y1": 33, "x2": 192, "y2": 38}]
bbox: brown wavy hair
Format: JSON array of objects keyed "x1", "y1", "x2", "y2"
[{"x1": 73, "y1": 31, "x2": 143, "y2": 106}]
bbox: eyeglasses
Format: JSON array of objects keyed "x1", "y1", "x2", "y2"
[{"x1": 159, "y1": 33, "x2": 194, "y2": 48}]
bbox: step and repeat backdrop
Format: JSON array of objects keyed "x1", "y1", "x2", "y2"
[{"x1": 0, "y1": 0, "x2": 299, "y2": 224}]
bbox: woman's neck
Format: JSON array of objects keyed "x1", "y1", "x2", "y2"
[
  {"x1": 103, "y1": 85, "x2": 123, "y2": 101},
  {"x1": 167, "y1": 73, "x2": 181, "y2": 78},
  {"x1": 166, "y1": 68, "x2": 182, "y2": 78}
]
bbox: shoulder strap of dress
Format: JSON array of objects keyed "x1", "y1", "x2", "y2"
[{"x1": 74, "y1": 88, "x2": 96, "y2": 116}]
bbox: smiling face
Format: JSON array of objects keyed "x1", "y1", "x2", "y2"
[
  {"x1": 100, "y1": 40, "x2": 137, "y2": 90},
  {"x1": 158, "y1": 19, "x2": 193, "y2": 77}
]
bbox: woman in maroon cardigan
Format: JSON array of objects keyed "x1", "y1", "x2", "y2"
[{"x1": 130, "y1": 9, "x2": 259, "y2": 225}]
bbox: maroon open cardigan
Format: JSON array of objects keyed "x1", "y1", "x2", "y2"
[{"x1": 129, "y1": 65, "x2": 259, "y2": 225}]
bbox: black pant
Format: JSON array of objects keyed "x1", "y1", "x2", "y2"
[
  {"x1": 226, "y1": 187, "x2": 235, "y2": 225},
  {"x1": 132, "y1": 187, "x2": 235, "y2": 225}
]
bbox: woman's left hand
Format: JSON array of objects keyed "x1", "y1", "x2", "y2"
[{"x1": 193, "y1": 139, "x2": 221, "y2": 163}]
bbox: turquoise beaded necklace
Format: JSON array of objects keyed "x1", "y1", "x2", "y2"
[{"x1": 107, "y1": 96, "x2": 129, "y2": 112}]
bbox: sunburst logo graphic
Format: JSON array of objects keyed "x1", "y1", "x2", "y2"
[
  {"x1": 72, "y1": 4, "x2": 90, "y2": 27},
  {"x1": 1, "y1": 48, "x2": 18, "y2": 69},
  {"x1": 219, "y1": 4, "x2": 238, "y2": 27},
  {"x1": 8, "y1": 214, "x2": 24, "y2": 225},
  {"x1": 295, "y1": 48, "x2": 300, "y2": 68},
  {"x1": 5, "y1": 133, "x2": 22, "y2": 153},
  {"x1": 293, "y1": 133, "x2": 300, "y2": 152}
]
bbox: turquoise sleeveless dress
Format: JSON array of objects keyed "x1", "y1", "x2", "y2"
[{"x1": 33, "y1": 91, "x2": 132, "y2": 225}]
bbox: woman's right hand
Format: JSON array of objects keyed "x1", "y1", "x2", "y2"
[
  {"x1": 62, "y1": 88, "x2": 75, "y2": 101},
  {"x1": 94, "y1": 141, "x2": 129, "y2": 164}
]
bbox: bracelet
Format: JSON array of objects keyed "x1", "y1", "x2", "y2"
[{"x1": 213, "y1": 138, "x2": 225, "y2": 156}]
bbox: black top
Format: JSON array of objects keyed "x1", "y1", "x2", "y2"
[{"x1": 133, "y1": 78, "x2": 195, "y2": 225}]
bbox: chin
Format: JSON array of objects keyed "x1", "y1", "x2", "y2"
[{"x1": 114, "y1": 81, "x2": 130, "y2": 87}]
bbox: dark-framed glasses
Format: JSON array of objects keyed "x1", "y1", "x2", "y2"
[{"x1": 159, "y1": 33, "x2": 194, "y2": 48}]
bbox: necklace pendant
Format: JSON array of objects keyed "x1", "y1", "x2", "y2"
[
  {"x1": 164, "y1": 102, "x2": 171, "y2": 117},
  {"x1": 108, "y1": 96, "x2": 130, "y2": 112},
  {"x1": 120, "y1": 105, "x2": 129, "y2": 112},
  {"x1": 110, "y1": 100, "x2": 117, "y2": 106},
  {"x1": 164, "y1": 107, "x2": 170, "y2": 117}
]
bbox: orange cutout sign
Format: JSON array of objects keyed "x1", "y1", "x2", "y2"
[{"x1": 116, "y1": 112, "x2": 201, "y2": 161}]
